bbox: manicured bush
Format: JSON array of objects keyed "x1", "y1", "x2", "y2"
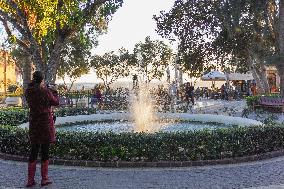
[
  {"x1": 0, "y1": 107, "x2": 96, "y2": 126},
  {"x1": 1, "y1": 124, "x2": 284, "y2": 162},
  {"x1": 245, "y1": 96, "x2": 260, "y2": 109},
  {"x1": 55, "y1": 107, "x2": 96, "y2": 117},
  {"x1": 0, "y1": 108, "x2": 28, "y2": 126}
]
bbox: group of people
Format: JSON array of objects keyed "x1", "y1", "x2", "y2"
[{"x1": 166, "y1": 82, "x2": 195, "y2": 111}]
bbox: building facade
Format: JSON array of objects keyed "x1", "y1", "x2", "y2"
[
  {"x1": 0, "y1": 50, "x2": 18, "y2": 93},
  {"x1": 265, "y1": 66, "x2": 280, "y2": 93}
]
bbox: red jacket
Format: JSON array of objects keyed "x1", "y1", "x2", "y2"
[{"x1": 25, "y1": 83, "x2": 59, "y2": 144}]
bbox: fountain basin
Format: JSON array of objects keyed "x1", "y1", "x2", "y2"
[
  {"x1": 19, "y1": 113, "x2": 262, "y2": 133},
  {"x1": 57, "y1": 121, "x2": 236, "y2": 133}
]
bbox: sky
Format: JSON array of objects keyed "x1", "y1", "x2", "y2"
[
  {"x1": 0, "y1": 0, "x2": 177, "y2": 84},
  {"x1": 75, "y1": 0, "x2": 177, "y2": 83}
]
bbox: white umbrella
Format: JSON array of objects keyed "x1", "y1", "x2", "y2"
[{"x1": 201, "y1": 71, "x2": 227, "y2": 81}]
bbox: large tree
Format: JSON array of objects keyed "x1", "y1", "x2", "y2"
[
  {"x1": 0, "y1": 0, "x2": 123, "y2": 84},
  {"x1": 91, "y1": 48, "x2": 132, "y2": 88},
  {"x1": 154, "y1": 0, "x2": 280, "y2": 94},
  {"x1": 57, "y1": 33, "x2": 92, "y2": 92},
  {"x1": 10, "y1": 46, "x2": 32, "y2": 90},
  {"x1": 133, "y1": 36, "x2": 173, "y2": 83}
]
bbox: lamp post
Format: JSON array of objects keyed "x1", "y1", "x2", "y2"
[{"x1": 169, "y1": 38, "x2": 180, "y2": 112}]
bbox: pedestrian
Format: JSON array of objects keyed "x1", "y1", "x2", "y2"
[
  {"x1": 220, "y1": 84, "x2": 225, "y2": 100},
  {"x1": 90, "y1": 86, "x2": 102, "y2": 110},
  {"x1": 185, "y1": 82, "x2": 195, "y2": 112},
  {"x1": 224, "y1": 83, "x2": 229, "y2": 100},
  {"x1": 195, "y1": 87, "x2": 201, "y2": 100},
  {"x1": 25, "y1": 71, "x2": 59, "y2": 187},
  {"x1": 251, "y1": 83, "x2": 257, "y2": 96}
]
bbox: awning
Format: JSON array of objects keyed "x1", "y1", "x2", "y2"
[
  {"x1": 227, "y1": 73, "x2": 254, "y2": 81},
  {"x1": 201, "y1": 71, "x2": 227, "y2": 81}
]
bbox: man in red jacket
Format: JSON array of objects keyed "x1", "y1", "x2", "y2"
[{"x1": 25, "y1": 71, "x2": 59, "y2": 187}]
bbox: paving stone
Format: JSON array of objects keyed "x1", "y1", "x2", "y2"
[{"x1": 2, "y1": 156, "x2": 284, "y2": 188}]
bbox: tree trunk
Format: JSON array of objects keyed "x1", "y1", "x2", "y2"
[
  {"x1": 279, "y1": 0, "x2": 284, "y2": 96},
  {"x1": 22, "y1": 56, "x2": 32, "y2": 107},
  {"x1": 22, "y1": 57, "x2": 32, "y2": 91},
  {"x1": 248, "y1": 55, "x2": 270, "y2": 94},
  {"x1": 29, "y1": 37, "x2": 64, "y2": 85},
  {"x1": 256, "y1": 64, "x2": 270, "y2": 94},
  {"x1": 45, "y1": 40, "x2": 64, "y2": 84}
]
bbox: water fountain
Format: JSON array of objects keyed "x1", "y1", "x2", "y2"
[
  {"x1": 19, "y1": 61, "x2": 263, "y2": 133},
  {"x1": 130, "y1": 84, "x2": 157, "y2": 132}
]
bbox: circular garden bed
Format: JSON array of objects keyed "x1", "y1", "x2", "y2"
[{"x1": 1, "y1": 107, "x2": 284, "y2": 167}]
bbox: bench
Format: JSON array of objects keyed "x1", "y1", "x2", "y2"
[
  {"x1": 5, "y1": 97, "x2": 22, "y2": 107},
  {"x1": 258, "y1": 96, "x2": 284, "y2": 112}
]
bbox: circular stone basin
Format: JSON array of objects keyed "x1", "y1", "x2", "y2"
[
  {"x1": 19, "y1": 113, "x2": 263, "y2": 133},
  {"x1": 57, "y1": 121, "x2": 235, "y2": 133}
]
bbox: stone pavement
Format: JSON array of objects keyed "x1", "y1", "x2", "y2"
[{"x1": 1, "y1": 156, "x2": 284, "y2": 189}]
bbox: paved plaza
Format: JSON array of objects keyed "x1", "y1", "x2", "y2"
[
  {"x1": 0, "y1": 99, "x2": 282, "y2": 189},
  {"x1": 1, "y1": 156, "x2": 284, "y2": 189}
]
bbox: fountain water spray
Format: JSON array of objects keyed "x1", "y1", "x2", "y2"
[{"x1": 130, "y1": 84, "x2": 158, "y2": 132}]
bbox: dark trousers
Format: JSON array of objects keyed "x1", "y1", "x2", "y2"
[
  {"x1": 186, "y1": 95, "x2": 194, "y2": 105},
  {"x1": 29, "y1": 144, "x2": 50, "y2": 162}
]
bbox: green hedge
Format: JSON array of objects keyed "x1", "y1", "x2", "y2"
[
  {"x1": 245, "y1": 94, "x2": 282, "y2": 109},
  {"x1": 1, "y1": 125, "x2": 284, "y2": 161},
  {"x1": 245, "y1": 96, "x2": 260, "y2": 109},
  {"x1": 55, "y1": 107, "x2": 96, "y2": 117},
  {"x1": 0, "y1": 108, "x2": 28, "y2": 126},
  {"x1": 0, "y1": 107, "x2": 96, "y2": 126}
]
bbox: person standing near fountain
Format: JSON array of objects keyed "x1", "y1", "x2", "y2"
[
  {"x1": 185, "y1": 82, "x2": 195, "y2": 111},
  {"x1": 25, "y1": 71, "x2": 59, "y2": 187},
  {"x1": 90, "y1": 86, "x2": 102, "y2": 111}
]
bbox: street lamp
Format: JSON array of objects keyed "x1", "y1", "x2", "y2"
[
  {"x1": 168, "y1": 38, "x2": 181, "y2": 90},
  {"x1": 168, "y1": 38, "x2": 181, "y2": 112}
]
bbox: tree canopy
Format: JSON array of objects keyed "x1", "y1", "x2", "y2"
[
  {"x1": 57, "y1": 32, "x2": 93, "y2": 91},
  {"x1": 91, "y1": 48, "x2": 133, "y2": 88},
  {"x1": 154, "y1": 0, "x2": 280, "y2": 93},
  {"x1": 0, "y1": 0, "x2": 123, "y2": 83},
  {"x1": 133, "y1": 36, "x2": 173, "y2": 83}
]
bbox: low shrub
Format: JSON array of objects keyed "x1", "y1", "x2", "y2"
[
  {"x1": 55, "y1": 107, "x2": 96, "y2": 117},
  {"x1": 1, "y1": 124, "x2": 284, "y2": 162},
  {"x1": 0, "y1": 108, "x2": 28, "y2": 126},
  {"x1": 245, "y1": 96, "x2": 260, "y2": 109},
  {"x1": 0, "y1": 107, "x2": 96, "y2": 126}
]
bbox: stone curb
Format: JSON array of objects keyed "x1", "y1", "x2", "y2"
[{"x1": 1, "y1": 150, "x2": 284, "y2": 168}]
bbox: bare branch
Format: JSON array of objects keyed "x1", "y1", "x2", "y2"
[
  {"x1": 0, "y1": 17, "x2": 30, "y2": 52},
  {"x1": 0, "y1": 9, "x2": 27, "y2": 35},
  {"x1": 4, "y1": 0, "x2": 42, "y2": 59},
  {"x1": 5, "y1": 0, "x2": 27, "y2": 24},
  {"x1": 83, "y1": 0, "x2": 110, "y2": 20},
  {"x1": 0, "y1": 1, "x2": 42, "y2": 62}
]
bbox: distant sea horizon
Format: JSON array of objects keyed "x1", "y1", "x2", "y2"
[
  {"x1": 55, "y1": 81, "x2": 167, "y2": 90},
  {"x1": 56, "y1": 79, "x2": 226, "y2": 90}
]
